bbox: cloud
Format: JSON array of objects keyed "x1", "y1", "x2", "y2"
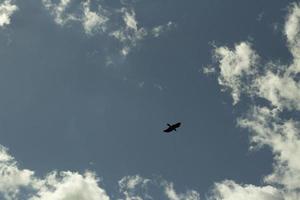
[
  {"x1": 151, "y1": 22, "x2": 175, "y2": 38},
  {"x1": 41, "y1": 0, "x2": 175, "y2": 57},
  {"x1": 0, "y1": 147, "x2": 200, "y2": 200},
  {"x1": 117, "y1": 175, "x2": 200, "y2": 200},
  {"x1": 0, "y1": 145, "x2": 110, "y2": 200},
  {"x1": 238, "y1": 107, "x2": 300, "y2": 191},
  {"x1": 210, "y1": 3, "x2": 300, "y2": 110},
  {"x1": 81, "y1": 0, "x2": 109, "y2": 35},
  {"x1": 0, "y1": 146, "x2": 37, "y2": 200},
  {"x1": 209, "y1": 180, "x2": 283, "y2": 200},
  {"x1": 284, "y1": 2, "x2": 300, "y2": 62},
  {"x1": 118, "y1": 175, "x2": 150, "y2": 200},
  {"x1": 42, "y1": 0, "x2": 109, "y2": 35},
  {"x1": 123, "y1": 8, "x2": 138, "y2": 31},
  {"x1": 0, "y1": 0, "x2": 18, "y2": 27},
  {"x1": 164, "y1": 182, "x2": 200, "y2": 200},
  {"x1": 42, "y1": 0, "x2": 78, "y2": 26},
  {"x1": 30, "y1": 171, "x2": 109, "y2": 200},
  {"x1": 212, "y1": 42, "x2": 259, "y2": 104},
  {"x1": 202, "y1": 65, "x2": 216, "y2": 75},
  {"x1": 205, "y1": 2, "x2": 300, "y2": 200},
  {"x1": 109, "y1": 8, "x2": 148, "y2": 56}
]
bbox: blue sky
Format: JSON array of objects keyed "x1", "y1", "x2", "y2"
[{"x1": 0, "y1": 0, "x2": 299, "y2": 199}]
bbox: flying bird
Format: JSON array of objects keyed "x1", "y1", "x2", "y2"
[{"x1": 163, "y1": 122, "x2": 181, "y2": 133}]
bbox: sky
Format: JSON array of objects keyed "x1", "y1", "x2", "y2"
[{"x1": 0, "y1": 0, "x2": 299, "y2": 199}]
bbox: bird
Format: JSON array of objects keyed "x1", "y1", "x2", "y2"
[{"x1": 163, "y1": 122, "x2": 181, "y2": 133}]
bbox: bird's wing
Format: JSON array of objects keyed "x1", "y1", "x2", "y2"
[
  {"x1": 174, "y1": 123, "x2": 181, "y2": 128},
  {"x1": 164, "y1": 127, "x2": 173, "y2": 132}
]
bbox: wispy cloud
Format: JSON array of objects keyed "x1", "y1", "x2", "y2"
[
  {"x1": 151, "y1": 22, "x2": 175, "y2": 38},
  {"x1": 41, "y1": 0, "x2": 175, "y2": 57},
  {"x1": 41, "y1": 0, "x2": 78, "y2": 26}
]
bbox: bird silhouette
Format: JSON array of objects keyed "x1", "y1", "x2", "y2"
[{"x1": 163, "y1": 122, "x2": 181, "y2": 133}]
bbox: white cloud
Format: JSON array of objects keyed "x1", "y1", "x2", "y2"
[
  {"x1": 118, "y1": 175, "x2": 150, "y2": 200},
  {"x1": 0, "y1": 146, "x2": 37, "y2": 200},
  {"x1": 117, "y1": 175, "x2": 200, "y2": 200},
  {"x1": 151, "y1": 21, "x2": 175, "y2": 38},
  {"x1": 0, "y1": 145, "x2": 110, "y2": 200},
  {"x1": 254, "y1": 72, "x2": 300, "y2": 110},
  {"x1": 119, "y1": 175, "x2": 149, "y2": 191},
  {"x1": 212, "y1": 42, "x2": 259, "y2": 104},
  {"x1": 0, "y1": 148, "x2": 201, "y2": 200},
  {"x1": 42, "y1": 0, "x2": 110, "y2": 35},
  {"x1": 202, "y1": 65, "x2": 216, "y2": 75},
  {"x1": 123, "y1": 9, "x2": 138, "y2": 31},
  {"x1": 164, "y1": 182, "x2": 200, "y2": 200},
  {"x1": 238, "y1": 106, "x2": 300, "y2": 192},
  {"x1": 210, "y1": 3, "x2": 300, "y2": 110},
  {"x1": 206, "y1": 2, "x2": 300, "y2": 200},
  {"x1": 209, "y1": 180, "x2": 283, "y2": 200},
  {"x1": 42, "y1": 0, "x2": 78, "y2": 26},
  {"x1": 81, "y1": 0, "x2": 108, "y2": 35},
  {"x1": 42, "y1": 1, "x2": 175, "y2": 56},
  {"x1": 284, "y1": 2, "x2": 300, "y2": 62},
  {"x1": 110, "y1": 8, "x2": 148, "y2": 56},
  {"x1": 30, "y1": 171, "x2": 110, "y2": 200},
  {"x1": 0, "y1": 0, "x2": 18, "y2": 27}
]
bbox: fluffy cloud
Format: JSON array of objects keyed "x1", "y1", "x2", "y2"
[
  {"x1": 209, "y1": 180, "x2": 283, "y2": 200},
  {"x1": 0, "y1": 0, "x2": 18, "y2": 26},
  {"x1": 0, "y1": 148, "x2": 200, "y2": 200},
  {"x1": 212, "y1": 42, "x2": 259, "y2": 104},
  {"x1": 0, "y1": 145, "x2": 110, "y2": 200},
  {"x1": 0, "y1": 146, "x2": 37, "y2": 200},
  {"x1": 285, "y1": 2, "x2": 300, "y2": 63},
  {"x1": 238, "y1": 107, "x2": 300, "y2": 191},
  {"x1": 206, "y1": 2, "x2": 300, "y2": 200},
  {"x1": 30, "y1": 171, "x2": 109, "y2": 200}
]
